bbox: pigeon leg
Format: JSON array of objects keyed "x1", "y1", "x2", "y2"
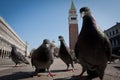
[
  {"x1": 79, "y1": 71, "x2": 85, "y2": 76},
  {"x1": 14, "y1": 63, "x2": 18, "y2": 67},
  {"x1": 67, "y1": 68, "x2": 75, "y2": 72},
  {"x1": 66, "y1": 64, "x2": 74, "y2": 72},
  {"x1": 33, "y1": 69, "x2": 41, "y2": 77},
  {"x1": 71, "y1": 63, "x2": 75, "y2": 72},
  {"x1": 47, "y1": 68, "x2": 56, "y2": 77},
  {"x1": 14, "y1": 64, "x2": 17, "y2": 67},
  {"x1": 66, "y1": 64, "x2": 70, "y2": 71},
  {"x1": 47, "y1": 72, "x2": 56, "y2": 77},
  {"x1": 79, "y1": 68, "x2": 86, "y2": 77}
]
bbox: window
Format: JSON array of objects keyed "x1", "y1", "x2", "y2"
[
  {"x1": 109, "y1": 32, "x2": 111, "y2": 36},
  {"x1": 116, "y1": 28, "x2": 118, "y2": 34},
  {"x1": 71, "y1": 17, "x2": 76, "y2": 20},
  {"x1": 113, "y1": 30, "x2": 115, "y2": 35}
]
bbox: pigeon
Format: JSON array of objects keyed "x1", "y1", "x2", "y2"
[
  {"x1": 10, "y1": 46, "x2": 29, "y2": 66},
  {"x1": 31, "y1": 39, "x2": 56, "y2": 77},
  {"x1": 108, "y1": 54, "x2": 120, "y2": 63},
  {"x1": 30, "y1": 48, "x2": 46, "y2": 72},
  {"x1": 74, "y1": 7, "x2": 112, "y2": 80},
  {"x1": 58, "y1": 36, "x2": 74, "y2": 71},
  {"x1": 29, "y1": 48, "x2": 36, "y2": 58}
]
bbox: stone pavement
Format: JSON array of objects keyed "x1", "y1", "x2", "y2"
[
  {"x1": 0, "y1": 57, "x2": 14, "y2": 71},
  {"x1": 0, "y1": 58, "x2": 120, "y2": 80}
]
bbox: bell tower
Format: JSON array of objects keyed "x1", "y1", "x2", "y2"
[{"x1": 68, "y1": 0, "x2": 78, "y2": 50}]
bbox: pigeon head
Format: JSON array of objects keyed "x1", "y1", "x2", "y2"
[
  {"x1": 11, "y1": 45, "x2": 17, "y2": 55},
  {"x1": 58, "y1": 36, "x2": 64, "y2": 41},
  {"x1": 43, "y1": 39, "x2": 50, "y2": 44},
  {"x1": 43, "y1": 39, "x2": 50, "y2": 48},
  {"x1": 80, "y1": 7, "x2": 91, "y2": 18},
  {"x1": 51, "y1": 41, "x2": 56, "y2": 48}
]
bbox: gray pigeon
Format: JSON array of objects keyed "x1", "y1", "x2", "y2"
[
  {"x1": 10, "y1": 46, "x2": 29, "y2": 66},
  {"x1": 31, "y1": 39, "x2": 56, "y2": 77},
  {"x1": 58, "y1": 36, "x2": 74, "y2": 71},
  {"x1": 109, "y1": 54, "x2": 120, "y2": 63},
  {"x1": 74, "y1": 7, "x2": 112, "y2": 80}
]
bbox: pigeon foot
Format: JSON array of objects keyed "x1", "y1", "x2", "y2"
[
  {"x1": 67, "y1": 68, "x2": 75, "y2": 72},
  {"x1": 47, "y1": 72, "x2": 56, "y2": 77}
]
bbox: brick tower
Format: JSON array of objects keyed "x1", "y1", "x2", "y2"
[{"x1": 68, "y1": 0, "x2": 78, "y2": 50}]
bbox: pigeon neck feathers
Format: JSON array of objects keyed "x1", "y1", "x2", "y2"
[
  {"x1": 81, "y1": 14, "x2": 103, "y2": 35},
  {"x1": 83, "y1": 14, "x2": 97, "y2": 28},
  {"x1": 60, "y1": 40, "x2": 66, "y2": 47},
  {"x1": 60, "y1": 40, "x2": 69, "y2": 52}
]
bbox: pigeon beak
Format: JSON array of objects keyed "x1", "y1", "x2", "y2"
[
  {"x1": 46, "y1": 44, "x2": 50, "y2": 48},
  {"x1": 81, "y1": 11, "x2": 85, "y2": 18}
]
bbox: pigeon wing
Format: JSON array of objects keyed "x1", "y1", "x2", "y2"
[{"x1": 16, "y1": 52, "x2": 29, "y2": 64}]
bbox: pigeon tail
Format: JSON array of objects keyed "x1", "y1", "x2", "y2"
[{"x1": 22, "y1": 58, "x2": 30, "y2": 64}]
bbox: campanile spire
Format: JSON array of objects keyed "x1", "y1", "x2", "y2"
[{"x1": 68, "y1": 0, "x2": 78, "y2": 50}]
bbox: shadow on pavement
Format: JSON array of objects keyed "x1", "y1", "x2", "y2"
[
  {"x1": 51, "y1": 69, "x2": 78, "y2": 73},
  {"x1": 0, "y1": 71, "x2": 34, "y2": 80},
  {"x1": 51, "y1": 69, "x2": 68, "y2": 73},
  {"x1": 54, "y1": 75, "x2": 91, "y2": 80}
]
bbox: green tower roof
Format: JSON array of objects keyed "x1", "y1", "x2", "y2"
[{"x1": 70, "y1": 0, "x2": 76, "y2": 10}]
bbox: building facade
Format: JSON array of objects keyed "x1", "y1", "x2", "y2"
[
  {"x1": 104, "y1": 22, "x2": 120, "y2": 56},
  {"x1": 0, "y1": 17, "x2": 27, "y2": 58},
  {"x1": 68, "y1": 0, "x2": 78, "y2": 50}
]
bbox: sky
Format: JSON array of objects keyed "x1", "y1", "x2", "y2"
[{"x1": 0, "y1": 0, "x2": 120, "y2": 51}]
